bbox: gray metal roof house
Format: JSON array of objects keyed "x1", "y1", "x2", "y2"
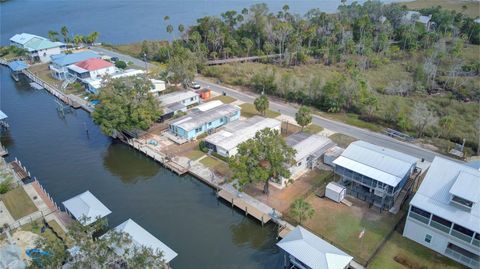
[
  {"x1": 333, "y1": 141, "x2": 418, "y2": 210},
  {"x1": 277, "y1": 226, "x2": 353, "y2": 269},
  {"x1": 403, "y1": 157, "x2": 480, "y2": 269}
]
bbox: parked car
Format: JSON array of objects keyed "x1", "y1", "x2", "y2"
[
  {"x1": 111, "y1": 56, "x2": 119, "y2": 62},
  {"x1": 190, "y1": 81, "x2": 201, "y2": 89}
]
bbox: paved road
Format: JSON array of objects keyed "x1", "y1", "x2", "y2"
[
  {"x1": 91, "y1": 47, "x2": 457, "y2": 162},
  {"x1": 197, "y1": 79, "x2": 458, "y2": 163},
  {"x1": 91, "y1": 46, "x2": 155, "y2": 69}
]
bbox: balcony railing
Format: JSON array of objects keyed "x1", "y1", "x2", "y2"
[
  {"x1": 430, "y1": 220, "x2": 452, "y2": 234},
  {"x1": 473, "y1": 239, "x2": 480, "y2": 248},
  {"x1": 451, "y1": 230, "x2": 474, "y2": 244},
  {"x1": 445, "y1": 248, "x2": 480, "y2": 269},
  {"x1": 409, "y1": 211, "x2": 430, "y2": 225}
]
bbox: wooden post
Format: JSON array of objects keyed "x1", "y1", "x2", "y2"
[
  {"x1": 245, "y1": 206, "x2": 248, "y2": 216},
  {"x1": 231, "y1": 198, "x2": 234, "y2": 208}
]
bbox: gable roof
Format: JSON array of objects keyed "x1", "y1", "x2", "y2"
[
  {"x1": 158, "y1": 91, "x2": 198, "y2": 106},
  {"x1": 113, "y1": 219, "x2": 178, "y2": 263},
  {"x1": 277, "y1": 226, "x2": 352, "y2": 269},
  {"x1": 288, "y1": 133, "x2": 334, "y2": 162},
  {"x1": 51, "y1": 50, "x2": 100, "y2": 67},
  {"x1": 75, "y1": 58, "x2": 113, "y2": 71},
  {"x1": 411, "y1": 157, "x2": 480, "y2": 232},
  {"x1": 333, "y1": 141, "x2": 417, "y2": 187},
  {"x1": 11, "y1": 33, "x2": 63, "y2": 51},
  {"x1": 62, "y1": 190, "x2": 111, "y2": 225},
  {"x1": 171, "y1": 103, "x2": 240, "y2": 132}
]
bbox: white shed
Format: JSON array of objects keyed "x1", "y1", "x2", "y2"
[{"x1": 325, "y1": 182, "x2": 346, "y2": 203}]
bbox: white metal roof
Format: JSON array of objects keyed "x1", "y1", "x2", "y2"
[
  {"x1": 111, "y1": 69, "x2": 144, "y2": 79},
  {"x1": 67, "y1": 64, "x2": 88, "y2": 74},
  {"x1": 194, "y1": 100, "x2": 223, "y2": 112},
  {"x1": 158, "y1": 91, "x2": 198, "y2": 106},
  {"x1": 411, "y1": 157, "x2": 480, "y2": 233},
  {"x1": 449, "y1": 171, "x2": 480, "y2": 203},
  {"x1": 62, "y1": 191, "x2": 112, "y2": 225},
  {"x1": 114, "y1": 219, "x2": 178, "y2": 263},
  {"x1": 205, "y1": 116, "x2": 281, "y2": 152},
  {"x1": 170, "y1": 103, "x2": 240, "y2": 132},
  {"x1": 277, "y1": 226, "x2": 352, "y2": 269},
  {"x1": 292, "y1": 134, "x2": 333, "y2": 162},
  {"x1": 326, "y1": 182, "x2": 346, "y2": 194},
  {"x1": 0, "y1": 110, "x2": 7, "y2": 121},
  {"x1": 333, "y1": 141, "x2": 417, "y2": 187}
]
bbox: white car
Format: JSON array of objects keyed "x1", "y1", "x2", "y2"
[{"x1": 190, "y1": 81, "x2": 201, "y2": 89}]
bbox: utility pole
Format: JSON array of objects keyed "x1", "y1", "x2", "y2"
[{"x1": 143, "y1": 53, "x2": 148, "y2": 75}]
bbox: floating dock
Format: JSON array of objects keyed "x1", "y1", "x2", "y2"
[{"x1": 165, "y1": 161, "x2": 188, "y2": 175}]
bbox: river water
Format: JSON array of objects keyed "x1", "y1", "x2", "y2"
[{"x1": 1, "y1": 0, "x2": 398, "y2": 268}]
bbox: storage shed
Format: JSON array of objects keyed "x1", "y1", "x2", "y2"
[{"x1": 325, "y1": 182, "x2": 346, "y2": 203}]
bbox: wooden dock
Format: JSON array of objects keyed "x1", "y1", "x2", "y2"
[
  {"x1": 10, "y1": 159, "x2": 30, "y2": 180},
  {"x1": 217, "y1": 189, "x2": 271, "y2": 225},
  {"x1": 165, "y1": 161, "x2": 188, "y2": 175}
]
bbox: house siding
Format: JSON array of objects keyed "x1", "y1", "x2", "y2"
[{"x1": 170, "y1": 111, "x2": 240, "y2": 140}]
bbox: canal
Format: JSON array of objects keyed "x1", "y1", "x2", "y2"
[{"x1": 0, "y1": 67, "x2": 282, "y2": 268}]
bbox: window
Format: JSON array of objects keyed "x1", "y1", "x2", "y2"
[
  {"x1": 451, "y1": 195, "x2": 473, "y2": 209},
  {"x1": 411, "y1": 206, "x2": 431, "y2": 219},
  {"x1": 220, "y1": 118, "x2": 224, "y2": 123},
  {"x1": 195, "y1": 127, "x2": 202, "y2": 133},
  {"x1": 431, "y1": 215, "x2": 452, "y2": 228},
  {"x1": 190, "y1": 97, "x2": 194, "y2": 101},
  {"x1": 297, "y1": 162, "x2": 302, "y2": 167},
  {"x1": 208, "y1": 122, "x2": 212, "y2": 126},
  {"x1": 453, "y1": 224, "x2": 474, "y2": 237},
  {"x1": 425, "y1": 234, "x2": 432, "y2": 243}
]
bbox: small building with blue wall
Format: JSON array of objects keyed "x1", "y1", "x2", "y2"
[{"x1": 169, "y1": 100, "x2": 240, "y2": 141}]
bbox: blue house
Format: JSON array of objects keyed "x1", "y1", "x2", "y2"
[
  {"x1": 169, "y1": 100, "x2": 240, "y2": 141},
  {"x1": 49, "y1": 50, "x2": 100, "y2": 80},
  {"x1": 333, "y1": 141, "x2": 418, "y2": 210}
]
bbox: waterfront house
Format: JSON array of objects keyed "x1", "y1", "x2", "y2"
[
  {"x1": 403, "y1": 157, "x2": 480, "y2": 269},
  {"x1": 84, "y1": 69, "x2": 145, "y2": 94},
  {"x1": 204, "y1": 116, "x2": 281, "y2": 157},
  {"x1": 277, "y1": 226, "x2": 353, "y2": 269},
  {"x1": 10, "y1": 33, "x2": 65, "y2": 63},
  {"x1": 274, "y1": 132, "x2": 334, "y2": 189},
  {"x1": 168, "y1": 100, "x2": 240, "y2": 142},
  {"x1": 158, "y1": 90, "x2": 200, "y2": 119},
  {"x1": 62, "y1": 190, "x2": 112, "y2": 226},
  {"x1": 333, "y1": 141, "x2": 418, "y2": 211},
  {"x1": 49, "y1": 50, "x2": 100, "y2": 80},
  {"x1": 112, "y1": 219, "x2": 178, "y2": 265},
  {"x1": 67, "y1": 58, "x2": 117, "y2": 93}
]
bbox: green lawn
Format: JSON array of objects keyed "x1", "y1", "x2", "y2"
[
  {"x1": 184, "y1": 150, "x2": 205, "y2": 161},
  {"x1": 239, "y1": 103, "x2": 281, "y2": 118},
  {"x1": 369, "y1": 232, "x2": 467, "y2": 269},
  {"x1": 281, "y1": 122, "x2": 324, "y2": 137},
  {"x1": 289, "y1": 194, "x2": 405, "y2": 265},
  {"x1": 47, "y1": 220, "x2": 67, "y2": 240},
  {"x1": 405, "y1": 0, "x2": 479, "y2": 18},
  {"x1": 210, "y1": 95, "x2": 237, "y2": 104},
  {"x1": 329, "y1": 133, "x2": 357, "y2": 148},
  {"x1": 1, "y1": 187, "x2": 38, "y2": 220},
  {"x1": 199, "y1": 156, "x2": 231, "y2": 177},
  {"x1": 21, "y1": 220, "x2": 60, "y2": 243}
]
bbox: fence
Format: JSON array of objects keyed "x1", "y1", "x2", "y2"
[{"x1": 6, "y1": 208, "x2": 56, "y2": 230}]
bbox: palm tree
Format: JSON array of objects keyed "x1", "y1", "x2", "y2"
[
  {"x1": 48, "y1": 30, "x2": 59, "y2": 42},
  {"x1": 61, "y1": 26, "x2": 69, "y2": 43},
  {"x1": 88, "y1": 31, "x2": 99, "y2": 45},
  {"x1": 290, "y1": 198, "x2": 315, "y2": 224},
  {"x1": 73, "y1": 35, "x2": 83, "y2": 46}
]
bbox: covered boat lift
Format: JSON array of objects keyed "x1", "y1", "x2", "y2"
[{"x1": 7, "y1": 60, "x2": 28, "y2": 81}]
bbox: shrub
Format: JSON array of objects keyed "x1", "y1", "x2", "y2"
[{"x1": 115, "y1": 60, "x2": 127, "y2": 69}]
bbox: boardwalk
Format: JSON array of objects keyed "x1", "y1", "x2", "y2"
[
  {"x1": 217, "y1": 189, "x2": 271, "y2": 225},
  {"x1": 206, "y1": 54, "x2": 282, "y2": 65},
  {"x1": 10, "y1": 159, "x2": 29, "y2": 180}
]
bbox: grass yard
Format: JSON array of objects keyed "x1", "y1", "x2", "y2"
[
  {"x1": 404, "y1": 0, "x2": 479, "y2": 18},
  {"x1": 47, "y1": 220, "x2": 67, "y2": 240},
  {"x1": 288, "y1": 194, "x2": 404, "y2": 264},
  {"x1": 28, "y1": 64, "x2": 62, "y2": 88},
  {"x1": 199, "y1": 156, "x2": 231, "y2": 177},
  {"x1": 239, "y1": 103, "x2": 281, "y2": 118},
  {"x1": 369, "y1": 232, "x2": 467, "y2": 269},
  {"x1": 183, "y1": 149, "x2": 205, "y2": 161},
  {"x1": 210, "y1": 95, "x2": 237, "y2": 104},
  {"x1": 21, "y1": 220, "x2": 60, "y2": 243},
  {"x1": 329, "y1": 133, "x2": 357, "y2": 148},
  {"x1": 282, "y1": 122, "x2": 324, "y2": 136},
  {"x1": 1, "y1": 187, "x2": 38, "y2": 220}
]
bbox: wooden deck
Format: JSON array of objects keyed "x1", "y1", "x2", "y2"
[
  {"x1": 10, "y1": 160, "x2": 29, "y2": 180},
  {"x1": 217, "y1": 189, "x2": 271, "y2": 225},
  {"x1": 278, "y1": 225, "x2": 293, "y2": 239}
]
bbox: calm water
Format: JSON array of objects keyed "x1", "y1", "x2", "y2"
[{"x1": 1, "y1": 0, "x2": 399, "y2": 268}]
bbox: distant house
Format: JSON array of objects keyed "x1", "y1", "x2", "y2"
[
  {"x1": 158, "y1": 91, "x2": 200, "y2": 119},
  {"x1": 277, "y1": 226, "x2": 353, "y2": 269},
  {"x1": 403, "y1": 157, "x2": 480, "y2": 269},
  {"x1": 10, "y1": 33, "x2": 65, "y2": 63},
  {"x1": 112, "y1": 219, "x2": 178, "y2": 265},
  {"x1": 402, "y1": 11, "x2": 433, "y2": 30},
  {"x1": 168, "y1": 100, "x2": 240, "y2": 142},
  {"x1": 49, "y1": 50, "x2": 100, "y2": 80},
  {"x1": 274, "y1": 133, "x2": 334, "y2": 189},
  {"x1": 62, "y1": 190, "x2": 112, "y2": 226},
  {"x1": 204, "y1": 116, "x2": 282, "y2": 157},
  {"x1": 333, "y1": 141, "x2": 418, "y2": 210}
]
